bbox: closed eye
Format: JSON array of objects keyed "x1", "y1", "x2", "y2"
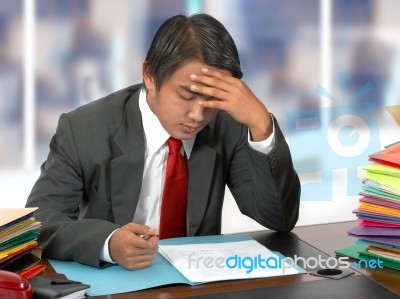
[
  {"x1": 178, "y1": 85, "x2": 197, "y2": 101},
  {"x1": 180, "y1": 94, "x2": 195, "y2": 101}
]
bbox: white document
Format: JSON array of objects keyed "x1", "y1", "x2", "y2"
[{"x1": 158, "y1": 240, "x2": 302, "y2": 283}]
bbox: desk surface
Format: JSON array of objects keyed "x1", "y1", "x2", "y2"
[
  {"x1": 40, "y1": 221, "x2": 400, "y2": 298},
  {"x1": 292, "y1": 221, "x2": 400, "y2": 296}
]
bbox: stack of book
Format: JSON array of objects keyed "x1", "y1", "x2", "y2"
[
  {"x1": 336, "y1": 144, "x2": 400, "y2": 270},
  {"x1": 336, "y1": 105, "x2": 400, "y2": 270},
  {"x1": 0, "y1": 208, "x2": 44, "y2": 278},
  {"x1": 355, "y1": 145, "x2": 400, "y2": 228}
]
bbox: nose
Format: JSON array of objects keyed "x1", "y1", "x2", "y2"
[{"x1": 188, "y1": 101, "x2": 204, "y2": 123}]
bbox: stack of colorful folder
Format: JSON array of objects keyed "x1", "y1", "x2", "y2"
[
  {"x1": 0, "y1": 208, "x2": 44, "y2": 278},
  {"x1": 336, "y1": 143, "x2": 400, "y2": 270}
]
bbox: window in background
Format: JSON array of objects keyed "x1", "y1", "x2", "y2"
[
  {"x1": 332, "y1": 0, "x2": 395, "y2": 120},
  {"x1": 2, "y1": 0, "x2": 400, "y2": 226},
  {"x1": 34, "y1": 0, "x2": 188, "y2": 166},
  {"x1": 0, "y1": 0, "x2": 23, "y2": 169},
  {"x1": 198, "y1": 0, "x2": 322, "y2": 136},
  {"x1": 290, "y1": 0, "x2": 400, "y2": 203}
]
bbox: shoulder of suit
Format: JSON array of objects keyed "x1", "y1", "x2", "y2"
[{"x1": 66, "y1": 84, "x2": 142, "y2": 120}]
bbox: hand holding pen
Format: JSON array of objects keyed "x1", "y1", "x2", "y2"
[{"x1": 109, "y1": 223, "x2": 158, "y2": 270}]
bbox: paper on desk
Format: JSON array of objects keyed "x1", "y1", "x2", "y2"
[
  {"x1": 49, "y1": 233, "x2": 253, "y2": 296},
  {"x1": 159, "y1": 240, "x2": 303, "y2": 283}
]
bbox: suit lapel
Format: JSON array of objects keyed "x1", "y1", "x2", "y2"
[
  {"x1": 187, "y1": 127, "x2": 216, "y2": 235},
  {"x1": 110, "y1": 89, "x2": 145, "y2": 225}
]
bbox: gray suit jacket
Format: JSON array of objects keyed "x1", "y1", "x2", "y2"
[{"x1": 26, "y1": 84, "x2": 300, "y2": 268}]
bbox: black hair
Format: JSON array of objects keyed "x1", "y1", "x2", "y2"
[{"x1": 144, "y1": 13, "x2": 243, "y2": 91}]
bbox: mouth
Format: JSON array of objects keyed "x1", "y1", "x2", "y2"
[{"x1": 182, "y1": 124, "x2": 199, "y2": 133}]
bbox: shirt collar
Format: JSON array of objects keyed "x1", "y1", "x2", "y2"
[{"x1": 139, "y1": 89, "x2": 195, "y2": 158}]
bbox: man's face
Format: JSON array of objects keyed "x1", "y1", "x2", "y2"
[{"x1": 144, "y1": 60, "x2": 219, "y2": 140}]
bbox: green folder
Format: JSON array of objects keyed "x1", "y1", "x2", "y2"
[
  {"x1": 335, "y1": 241, "x2": 400, "y2": 271},
  {"x1": 364, "y1": 172, "x2": 400, "y2": 192},
  {"x1": 0, "y1": 230, "x2": 39, "y2": 251}
]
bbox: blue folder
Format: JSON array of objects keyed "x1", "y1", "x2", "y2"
[{"x1": 49, "y1": 234, "x2": 254, "y2": 296}]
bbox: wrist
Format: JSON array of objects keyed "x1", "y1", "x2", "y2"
[{"x1": 249, "y1": 114, "x2": 273, "y2": 141}]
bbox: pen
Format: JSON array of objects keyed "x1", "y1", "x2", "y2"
[{"x1": 139, "y1": 234, "x2": 151, "y2": 240}]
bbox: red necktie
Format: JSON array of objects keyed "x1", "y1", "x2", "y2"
[{"x1": 159, "y1": 137, "x2": 188, "y2": 239}]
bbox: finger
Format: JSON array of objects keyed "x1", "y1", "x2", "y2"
[
  {"x1": 118, "y1": 226, "x2": 158, "y2": 249},
  {"x1": 201, "y1": 67, "x2": 235, "y2": 83},
  {"x1": 139, "y1": 235, "x2": 159, "y2": 250},
  {"x1": 123, "y1": 223, "x2": 157, "y2": 236},
  {"x1": 190, "y1": 73, "x2": 231, "y2": 93},
  {"x1": 130, "y1": 234, "x2": 159, "y2": 250},
  {"x1": 131, "y1": 245, "x2": 159, "y2": 256},
  {"x1": 122, "y1": 253, "x2": 157, "y2": 270},
  {"x1": 198, "y1": 100, "x2": 226, "y2": 110},
  {"x1": 190, "y1": 84, "x2": 229, "y2": 101},
  {"x1": 125, "y1": 250, "x2": 157, "y2": 265}
]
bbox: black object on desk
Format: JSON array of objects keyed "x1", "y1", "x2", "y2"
[{"x1": 29, "y1": 276, "x2": 89, "y2": 299}]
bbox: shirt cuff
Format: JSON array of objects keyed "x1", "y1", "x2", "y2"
[
  {"x1": 99, "y1": 229, "x2": 119, "y2": 264},
  {"x1": 248, "y1": 115, "x2": 276, "y2": 155}
]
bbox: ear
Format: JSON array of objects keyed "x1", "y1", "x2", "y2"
[{"x1": 142, "y1": 62, "x2": 155, "y2": 92}]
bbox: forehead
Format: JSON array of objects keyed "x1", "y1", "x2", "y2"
[
  {"x1": 171, "y1": 60, "x2": 210, "y2": 79},
  {"x1": 158, "y1": 60, "x2": 206, "y2": 91}
]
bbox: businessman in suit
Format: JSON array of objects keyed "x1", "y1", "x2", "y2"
[{"x1": 26, "y1": 13, "x2": 300, "y2": 270}]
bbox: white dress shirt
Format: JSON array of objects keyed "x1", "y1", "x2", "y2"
[{"x1": 100, "y1": 89, "x2": 276, "y2": 263}]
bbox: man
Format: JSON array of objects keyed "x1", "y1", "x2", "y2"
[{"x1": 26, "y1": 13, "x2": 300, "y2": 270}]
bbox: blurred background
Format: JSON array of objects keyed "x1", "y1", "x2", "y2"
[{"x1": 1, "y1": 0, "x2": 400, "y2": 232}]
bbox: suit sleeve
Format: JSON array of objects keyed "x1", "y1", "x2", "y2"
[
  {"x1": 228, "y1": 115, "x2": 300, "y2": 232},
  {"x1": 25, "y1": 114, "x2": 119, "y2": 268}
]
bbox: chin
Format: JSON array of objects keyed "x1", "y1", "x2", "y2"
[{"x1": 174, "y1": 131, "x2": 196, "y2": 140}]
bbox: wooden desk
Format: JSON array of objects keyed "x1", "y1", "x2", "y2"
[
  {"x1": 292, "y1": 221, "x2": 400, "y2": 296},
  {"x1": 40, "y1": 221, "x2": 400, "y2": 298}
]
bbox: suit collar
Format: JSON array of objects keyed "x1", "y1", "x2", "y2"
[
  {"x1": 111, "y1": 87, "x2": 145, "y2": 225},
  {"x1": 111, "y1": 86, "x2": 144, "y2": 156}
]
